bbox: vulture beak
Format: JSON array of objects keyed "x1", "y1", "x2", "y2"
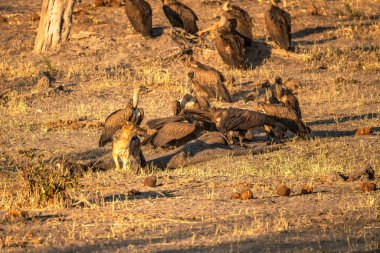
[{"x1": 222, "y1": 1, "x2": 231, "y2": 11}]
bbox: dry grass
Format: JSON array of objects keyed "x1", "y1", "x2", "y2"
[{"x1": 0, "y1": 0, "x2": 379, "y2": 251}]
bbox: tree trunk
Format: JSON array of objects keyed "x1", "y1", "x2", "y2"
[{"x1": 34, "y1": 0, "x2": 76, "y2": 52}]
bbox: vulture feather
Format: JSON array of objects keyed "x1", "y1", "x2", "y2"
[
  {"x1": 274, "y1": 77, "x2": 301, "y2": 118},
  {"x1": 99, "y1": 86, "x2": 144, "y2": 147},
  {"x1": 185, "y1": 59, "x2": 232, "y2": 102},
  {"x1": 125, "y1": 0, "x2": 152, "y2": 37},
  {"x1": 152, "y1": 121, "x2": 197, "y2": 148},
  {"x1": 222, "y1": 1, "x2": 254, "y2": 46},
  {"x1": 162, "y1": 0, "x2": 198, "y2": 34},
  {"x1": 259, "y1": 103, "x2": 310, "y2": 137},
  {"x1": 265, "y1": 2, "x2": 291, "y2": 50},
  {"x1": 214, "y1": 17, "x2": 246, "y2": 69},
  {"x1": 183, "y1": 107, "x2": 284, "y2": 145}
]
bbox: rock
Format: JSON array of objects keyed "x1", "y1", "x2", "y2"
[
  {"x1": 355, "y1": 127, "x2": 373, "y2": 136},
  {"x1": 276, "y1": 184, "x2": 291, "y2": 196},
  {"x1": 348, "y1": 164, "x2": 375, "y2": 181},
  {"x1": 361, "y1": 182, "x2": 376, "y2": 192},
  {"x1": 94, "y1": 0, "x2": 105, "y2": 6},
  {"x1": 127, "y1": 189, "x2": 141, "y2": 196},
  {"x1": 30, "y1": 12, "x2": 40, "y2": 21},
  {"x1": 300, "y1": 185, "x2": 313, "y2": 195},
  {"x1": 231, "y1": 192, "x2": 241, "y2": 199},
  {"x1": 5, "y1": 209, "x2": 29, "y2": 223},
  {"x1": 143, "y1": 175, "x2": 157, "y2": 187},
  {"x1": 108, "y1": 0, "x2": 121, "y2": 7},
  {"x1": 0, "y1": 15, "x2": 8, "y2": 23},
  {"x1": 240, "y1": 190, "x2": 253, "y2": 200}
]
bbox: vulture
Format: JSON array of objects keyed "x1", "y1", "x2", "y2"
[
  {"x1": 125, "y1": 0, "x2": 152, "y2": 37},
  {"x1": 184, "y1": 107, "x2": 285, "y2": 146},
  {"x1": 162, "y1": 0, "x2": 198, "y2": 34},
  {"x1": 214, "y1": 16, "x2": 246, "y2": 69},
  {"x1": 259, "y1": 103, "x2": 311, "y2": 137},
  {"x1": 112, "y1": 121, "x2": 146, "y2": 172},
  {"x1": 184, "y1": 56, "x2": 232, "y2": 102},
  {"x1": 265, "y1": 0, "x2": 291, "y2": 50},
  {"x1": 222, "y1": 0, "x2": 254, "y2": 46},
  {"x1": 274, "y1": 77, "x2": 301, "y2": 118},
  {"x1": 172, "y1": 93, "x2": 210, "y2": 115},
  {"x1": 99, "y1": 86, "x2": 144, "y2": 147},
  {"x1": 143, "y1": 114, "x2": 202, "y2": 148}
]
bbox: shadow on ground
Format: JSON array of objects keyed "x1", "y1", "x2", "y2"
[{"x1": 308, "y1": 113, "x2": 378, "y2": 126}]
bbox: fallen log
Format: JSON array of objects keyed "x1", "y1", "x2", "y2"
[
  {"x1": 146, "y1": 132, "x2": 284, "y2": 169},
  {"x1": 56, "y1": 132, "x2": 284, "y2": 172}
]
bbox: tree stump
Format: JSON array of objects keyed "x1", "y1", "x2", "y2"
[{"x1": 34, "y1": 0, "x2": 76, "y2": 52}]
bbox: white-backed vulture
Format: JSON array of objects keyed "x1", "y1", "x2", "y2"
[
  {"x1": 125, "y1": 0, "x2": 152, "y2": 37},
  {"x1": 273, "y1": 77, "x2": 301, "y2": 118},
  {"x1": 150, "y1": 121, "x2": 197, "y2": 148},
  {"x1": 162, "y1": 0, "x2": 198, "y2": 34},
  {"x1": 184, "y1": 57, "x2": 232, "y2": 102},
  {"x1": 222, "y1": 0, "x2": 254, "y2": 46},
  {"x1": 215, "y1": 16, "x2": 246, "y2": 68},
  {"x1": 259, "y1": 103, "x2": 310, "y2": 137},
  {"x1": 183, "y1": 107, "x2": 285, "y2": 145},
  {"x1": 265, "y1": 0, "x2": 291, "y2": 50},
  {"x1": 99, "y1": 86, "x2": 144, "y2": 147},
  {"x1": 172, "y1": 93, "x2": 211, "y2": 115}
]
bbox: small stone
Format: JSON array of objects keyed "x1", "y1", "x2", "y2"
[
  {"x1": 361, "y1": 182, "x2": 376, "y2": 192},
  {"x1": 94, "y1": 0, "x2": 105, "y2": 6},
  {"x1": 355, "y1": 127, "x2": 373, "y2": 136},
  {"x1": 5, "y1": 209, "x2": 29, "y2": 223},
  {"x1": 0, "y1": 15, "x2": 8, "y2": 23},
  {"x1": 143, "y1": 175, "x2": 157, "y2": 187},
  {"x1": 231, "y1": 192, "x2": 241, "y2": 199},
  {"x1": 276, "y1": 184, "x2": 291, "y2": 196},
  {"x1": 300, "y1": 185, "x2": 313, "y2": 195},
  {"x1": 127, "y1": 189, "x2": 140, "y2": 196},
  {"x1": 240, "y1": 190, "x2": 253, "y2": 200},
  {"x1": 30, "y1": 12, "x2": 40, "y2": 21}
]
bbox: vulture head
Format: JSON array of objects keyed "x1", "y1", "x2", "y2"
[
  {"x1": 162, "y1": 0, "x2": 176, "y2": 4},
  {"x1": 222, "y1": 0, "x2": 232, "y2": 11}
]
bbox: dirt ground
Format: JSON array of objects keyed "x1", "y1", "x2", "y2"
[{"x1": 0, "y1": 0, "x2": 380, "y2": 252}]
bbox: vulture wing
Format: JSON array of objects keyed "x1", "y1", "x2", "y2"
[
  {"x1": 196, "y1": 96, "x2": 211, "y2": 110},
  {"x1": 192, "y1": 62, "x2": 232, "y2": 102},
  {"x1": 99, "y1": 108, "x2": 133, "y2": 147},
  {"x1": 260, "y1": 103, "x2": 310, "y2": 136},
  {"x1": 215, "y1": 32, "x2": 246, "y2": 69},
  {"x1": 164, "y1": 2, "x2": 198, "y2": 34},
  {"x1": 152, "y1": 122, "x2": 196, "y2": 148},
  {"x1": 125, "y1": 0, "x2": 152, "y2": 36},
  {"x1": 265, "y1": 5, "x2": 291, "y2": 50},
  {"x1": 226, "y1": 6, "x2": 253, "y2": 45},
  {"x1": 146, "y1": 115, "x2": 187, "y2": 130}
]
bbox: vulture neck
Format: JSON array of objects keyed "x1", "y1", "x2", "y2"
[
  {"x1": 132, "y1": 86, "x2": 140, "y2": 109},
  {"x1": 222, "y1": 1, "x2": 231, "y2": 11},
  {"x1": 270, "y1": 0, "x2": 279, "y2": 7}
]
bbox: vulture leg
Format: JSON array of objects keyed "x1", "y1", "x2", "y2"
[{"x1": 238, "y1": 130, "x2": 246, "y2": 147}]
